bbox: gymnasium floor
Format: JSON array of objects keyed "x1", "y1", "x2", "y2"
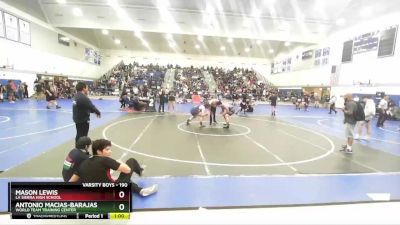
[{"x1": 0, "y1": 99, "x2": 399, "y2": 210}]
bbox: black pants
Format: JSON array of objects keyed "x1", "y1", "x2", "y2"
[
  {"x1": 329, "y1": 103, "x2": 337, "y2": 114},
  {"x1": 377, "y1": 109, "x2": 386, "y2": 127},
  {"x1": 158, "y1": 101, "x2": 165, "y2": 112},
  {"x1": 75, "y1": 122, "x2": 89, "y2": 143},
  {"x1": 116, "y1": 158, "x2": 144, "y2": 194},
  {"x1": 210, "y1": 106, "x2": 217, "y2": 124}
]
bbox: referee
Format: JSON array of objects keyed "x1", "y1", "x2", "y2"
[{"x1": 73, "y1": 82, "x2": 101, "y2": 143}]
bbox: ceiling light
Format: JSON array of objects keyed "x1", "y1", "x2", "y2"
[
  {"x1": 197, "y1": 35, "x2": 203, "y2": 41},
  {"x1": 134, "y1": 30, "x2": 142, "y2": 38},
  {"x1": 256, "y1": 40, "x2": 262, "y2": 45},
  {"x1": 203, "y1": 16, "x2": 213, "y2": 25},
  {"x1": 360, "y1": 6, "x2": 373, "y2": 17},
  {"x1": 206, "y1": 4, "x2": 214, "y2": 14},
  {"x1": 157, "y1": 0, "x2": 170, "y2": 8},
  {"x1": 227, "y1": 38, "x2": 233, "y2": 43},
  {"x1": 220, "y1": 46, "x2": 226, "y2": 51},
  {"x1": 252, "y1": 9, "x2": 261, "y2": 17},
  {"x1": 244, "y1": 47, "x2": 250, "y2": 52},
  {"x1": 296, "y1": 14, "x2": 305, "y2": 22},
  {"x1": 284, "y1": 41, "x2": 291, "y2": 47},
  {"x1": 318, "y1": 25, "x2": 327, "y2": 33},
  {"x1": 279, "y1": 22, "x2": 291, "y2": 31},
  {"x1": 336, "y1": 18, "x2": 346, "y2": 26},
  {"x1": 313, "y1": 1, "x2": 323, "y2": 11},
  {"x1": 269, "y1": 49, "x2": 274, "y2": 53},
  {"x1": 108, "y1": 0, "x2": 118, "y2": 8},
  {"x1": 242, "y1": 19, "x2": 251, "y2": 27},
  {"x1": 102, "y1": 29, "x2": 109, "y2": 35},
  {"x1": 195, "y1": 44, "x2": 200, "y2": 49},
  {"x1": 57, "y1": 0, "x2": 66, "y2": 4},
  {"x1": 60, "y1": 37, "x2": 70, "y2": 41},
  {"x1": 166, "y1": 33, "x2": 173, "y2": 39},
  {"x1": 72, "y1": 8, "x2": 83, "y2": 17},
  {"x1": 114, "y1": 39, "x2": 121, "y2": 44}
]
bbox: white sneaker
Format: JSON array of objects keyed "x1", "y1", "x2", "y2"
[
  {"x1": 345, "y1": 148, "x2": 353, "y2": 154},
  {"x1": 354, "y1": 135, "x2": 360, "y2": 140},
  {"x1": 139, "y1": 184, "x2": 158, "y2": 197}
]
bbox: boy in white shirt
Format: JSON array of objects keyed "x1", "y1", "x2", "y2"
[{"x1": 355, "y1": 96, "x2": 376, "y2": 140}]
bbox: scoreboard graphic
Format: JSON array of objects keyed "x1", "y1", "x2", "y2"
[{"x1": 9, "y1": 182, "x2": 131, "y2": 220}]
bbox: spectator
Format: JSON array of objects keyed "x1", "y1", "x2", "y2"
[
  {"x1": 329, "y1": 95, "x2": 337, "y2": 114},
  {"x1": 158, "y1": 89, "x2": 167, "y2": 113},
  {"x1": 18, "y1": 83, "x2": 24, "y2": 100},
  {"x1": 44, "y1": 82, "x2": 61, "y2": 109},
  {"x1": 340, "y1": 93, "x2": 357, "y2": 154},
  {"x1": 269, "y1": 92, "x2": 278, "y2": 117},
  {"x1": 168, "y1": 90, "x2": 176, "y2": 113},
  {"x1": 0, "y1": 84, "x2": 4, "y2": 102},
  {"x1": 355, "y1": 96, "x2": 375, "y2": 140},
  {"x1": 23, "y1": 82, "x2": 29, "y2": 98},
  {"x1": 6, "y1": 80, "x2": 15, "y2": 103},
  {"x1": 376, "y1": 95, "x2": 389, "y2": 128}
]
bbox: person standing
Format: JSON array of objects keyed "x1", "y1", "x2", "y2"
[
  {"x1": 269, "y1": 92, "x2": 278, "y2": 117},
  {"x1": 208, "y1": 98, "x2": 220, "y2": 125},
  {"x1": 18, "y1": 83, "x2": 24, "y2": 100},
  {"x1": 6, "y1": 80, "x2": 15, "y2": 103},
  {"x1": 355, "y1": 96, "x2": 376, "y2": 140},
  {"x1": 158, "y1": 89, "x2": 167, "y2": 113},
  {"x1": 329, "y1": 95, "x2": 337, "y2": 114},
  {"x1": 45, "y1": 82, "x2": 61, "y2": 109},
  {"x1": 23, "y1": 82, "x2": 29, "y2": 98},
  {"x1": 376, "y1": 95, "x2": 389, "y2": 128},
  {"x1": 34, "y1": 81, "x2": 44, "y2": 101},
  {"x1": 341, "y1": 93, "x2": 357, "y2": 154},
  {"x1": 73, "y1": 82, "x2": 101, "y2": 143},
  {"x1": 0, "y1": 84, "x2": 4, "y2": 102},
  {"x1": 303, "y1": 94, "x2": 310, "y2": 111},
  {"x1": 167, "y1": 90, "x2": 176, "y2": 113}
]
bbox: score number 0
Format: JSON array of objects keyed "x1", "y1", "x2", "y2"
[{"x1": 118, "y1": 191, "x2": 126, "y2": 211}]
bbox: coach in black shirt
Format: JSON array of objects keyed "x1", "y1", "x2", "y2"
[
  {"x1": 73, "y1": 82, "x2": 101, "y2": 143},
  {"x1": 69, "y1": 139, "x2": 158, "y2": 197}
]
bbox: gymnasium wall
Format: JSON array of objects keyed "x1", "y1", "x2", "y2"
[
  {"x1": 0, "y1": 3, "x2": 106, "y2": 81},
  {"x1": 263, "y1": 12, "x2": 400, "y2": 90},
  {"x1": 330, "y1": 13, "x2": 400, "y2": 86}
]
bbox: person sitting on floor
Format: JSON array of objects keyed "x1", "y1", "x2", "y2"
[
  {"x1": 62, "y1": 136, "x2": 92, "y2": 182},
  {"x1": 236, "y1": 99, "x2": 248, "y2": 115},
  {"x1": 69, "y1": 139, "x2": 158, "y2": 197}
]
